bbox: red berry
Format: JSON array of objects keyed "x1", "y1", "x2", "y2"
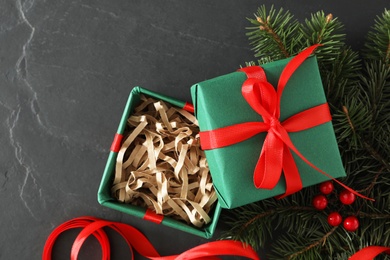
[
  {"x1": 343, "y1": 216, "x2": 359, "y2": 232},
  {"x1": 327, "y1": 212, "x2": 342, "y2": 226},
  {"x1": 312, "y1": 194, "x2": 328, "y2": 210},
  {"x1": 339, "y1": 190, "x2": 356, "y2": 205},
  {"x1": 319, "y1": 181, "x2": 334, "y2": 195}
]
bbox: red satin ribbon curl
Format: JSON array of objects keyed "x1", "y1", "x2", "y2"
[
  {"x1": 200, "y1": 45, "x2": 372, "y2": 200},
  {"x1": 42, "y1": 216, "x2": 259, "y2": 260},
  {"x1": 349, "y1": 246, "x2": 390, "y2": 260}
]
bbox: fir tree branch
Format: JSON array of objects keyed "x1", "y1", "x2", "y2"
[
  {"x1": 341, "y1": 105, "x2": 390, "y2": 172},
  {"x1": 237, "y1": 206, "x2": 315, "y2": 235},
  {"x1": 237, "y1": 209, "x2": 275, "y2": 236},
  {"x1": 315, "y1": 13, "x2": 333, "y2": 43},
  {"x1": 321, "y1": 14, "x2": 333, "y2": 41},
  {"x1": 364, "y1": 9, "x2": 390, "y2": 64},
  {"x1": 256, "y1": 15, "x2": 290, "y2": 57},
  {"x1": 246, "y1": 5, "x2": 302, "y2": 60},
  {"x1": 357, "y1": 169, "x2": 381, "y2": 193},
  {"x1": 301, "y1": 11, "x2": 346, "y2": 68},
  {"x1": 342, "y1": 106, "x2": 355, "y2": 134},
  {"x1": 286, "y1": 226, "x2": 338, "y2": 260},
  {"x1": 363, "y1": 141, "x2": 390, "y2": 173},
  {"x1": 345, "y1": 211, "x2": 390, "y2": 219}
]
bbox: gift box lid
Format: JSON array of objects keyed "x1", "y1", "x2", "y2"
[
  {"x1": 190, "y1": 54, "x2": 346, "y2": 209},
  {"x1": 98, "y1": 86, "x2": 221, "y2": 238}
]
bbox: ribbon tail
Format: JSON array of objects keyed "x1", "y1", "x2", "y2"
[
  {"x1": 276, "y1": 44, "x2": 321, "y2": 117},
  {"x1": 276, "y1": 126, "x2": 374, "y2": 201},
  {"x1": 254, "y1": 133, "x2": 284, "y2": 189},
  {"x1": 277, "y1": 45, "x2": 321, "y2": 97},
  {"x1": 200, "y1": 122, "x2": 268, "y2": 150},
  {"x1": 276, "y1": 146, "x2": 303, "y2": 199}
]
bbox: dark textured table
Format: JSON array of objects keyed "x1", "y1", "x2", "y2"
[{"x1": 1, "y1": 1, "x2": 388, "y2": 259}]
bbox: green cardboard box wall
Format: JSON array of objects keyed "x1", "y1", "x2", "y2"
[{"x1": 98, "y1": 87, "x2": 222, "y2": 239}]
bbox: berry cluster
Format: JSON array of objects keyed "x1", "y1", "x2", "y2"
[{"x1": 312, "y1": 181, "x2": 359, "y2": 232}]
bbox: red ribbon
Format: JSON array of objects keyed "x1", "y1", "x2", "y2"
[
  {"x1": 183, "y1": 102, "x2": 195, "y2": 113},
  {"x1": 349, "y1": 246, "x2": 390, "y2": 260},
  {"x1": 43, "y1": 216, "x2": 389, "y2": 260},
  {"x1": 143, "y1": 209, "x2": 164, "y2": 224},
  {"x1": 200, "y1": 45, "x2": 371, "y2": 200},
  {"x1": 110, "y1": 133, "x2": 123, "y2": 153},
  {"x1": 43, "y1": 216, "x2": 260, "y2": 260}
]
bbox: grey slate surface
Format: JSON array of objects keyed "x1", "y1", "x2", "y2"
[{"x1": 1, "y1": 1, "x2": 388, "y2": 259}]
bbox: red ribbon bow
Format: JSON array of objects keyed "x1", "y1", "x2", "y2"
[{"x1": 200, "y1": 45, "x2": 371, "y2": 199}]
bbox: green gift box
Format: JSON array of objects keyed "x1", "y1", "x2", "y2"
[
  {"x1": 98, "y1": 87, "x2": 222, "y2": 238},
  {"x1": 191, "y1": 54, "x2": 346, "y2": 209}
]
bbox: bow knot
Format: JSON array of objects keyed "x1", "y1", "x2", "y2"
[
  {"x1": 241, "y1": 72, "x2": 300, "y2": 194},
  {"x1": 269, "y1": 116, "x2": 281, "y2": 130}
]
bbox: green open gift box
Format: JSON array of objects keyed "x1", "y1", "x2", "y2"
[
  {"x1": 98, "y1": 87, "x2": 222, "y2": 238},
  {"x1": 191, "y1": 54, "x2": 346, "y2": 209}
]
